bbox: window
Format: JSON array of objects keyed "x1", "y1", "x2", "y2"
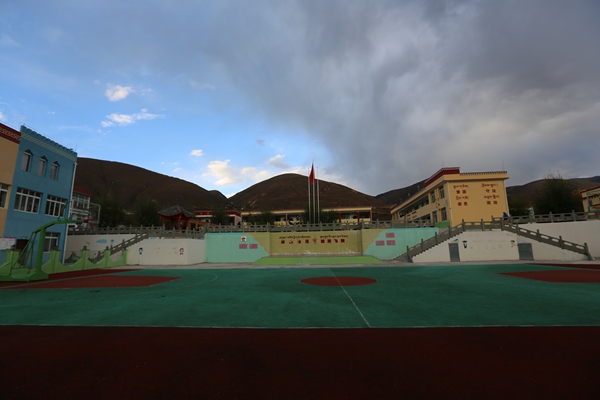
[
  {"x1": 50, "y1": 162, "x2": 59, "y2": 180},
  {"x1": 21, "y1": 150, "x2": 32, "y2": 171},
  {"x1": 0, "y1": 183, "x2": 8, "y2": 208},
  {"x1": 44, "y1": 232, "x2": 60, "y2": 251},
  {"x1": 14, "y1": 187, "x2": 42, "y2": 213},
  {"x1": 72, "y1": 193, "x2": 90, "y2": 210},
  {"x1": 439, "y1": 186, "x2": 445, "y2": 199},
  {"x1": 37, "y1": 157, "x2": 47, "y2": 176},
  {"x1": 431, "y1": 191, "x2": 436, "y2": 203},
  {"x1": 441, "y1": 207, "x2": 447, "y2": 221},
  {"x1": 432, "y1": 211, "x2": 438, "y2": 224},
  {"x1": 45, "y1": 195, "x2": 67, "y2": 217}
]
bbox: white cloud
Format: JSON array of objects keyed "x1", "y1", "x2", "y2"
[
  {"x1": 0, "y1": 34, "x2": 20, "y2": 47},
  {"x1": 190, "y1": 149, "x2": 203, "y2": 157},
  {"x1": 190, "y1": 80, "x2": 215, "y2": 91},
  {"x1": 105, "y1": 84, "x2": 134, "y2": 101},
  {"x1": 101, "y1": 109, "x2": 163, "y2": 127},
  {"x1": 202, "y1": 160, "x2": 272, "y2": 187},
  {"x1": 0, "y1": 110, "x2": 6, "y2": 121},
  {"x1": 267, "y1": 154, "x2": 290, "y2": 169},
  {"x1": 173, "y1": 167, "x2": 182, "y2": 172}
]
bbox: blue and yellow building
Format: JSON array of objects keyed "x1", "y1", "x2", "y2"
[{"x1": 1, "y1": 124, "x2": 77, "y2": 261}]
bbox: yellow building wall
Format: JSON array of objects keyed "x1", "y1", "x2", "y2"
[
  {"x1": 269, "y1": 231, "x2": 362, "y2": 255},
  {"x1": 0, "y1": 137, "x2": 19, "y2": 236},
  {"x1": 391, "y1": 169, "x2": 509, "y2": 227},
  {"x1": 447, "y1": 179, "x2": 509, "y2": 223},
  {"x1": 581, "y1": 187, "x2": 600, "y2": 214}
]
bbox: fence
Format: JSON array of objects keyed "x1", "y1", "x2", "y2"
[
  {"x1": 492, "y1": 211, "x2": 598, "y2": 225},
  {"x1": 68, "y1": 225, "x2": 206, "y2": 239},
  {"x1": 69, "y1": 212, "x2": 596, "y2": 236}
]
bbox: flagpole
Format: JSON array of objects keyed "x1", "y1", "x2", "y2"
[
  {"x1": 312, "y1": 165, "x2": 316, "y2": 225},
  {"x1": 316, "y1": 167, "x2": 320, "y2": 224},
  {"x1": 307, "y1": 167, "x2": 311, "y2": 226}
]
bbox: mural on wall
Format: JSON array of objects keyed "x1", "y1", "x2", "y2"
[
  {"x1": 206, "y1": 232, "x2": 268, "y2": 263},
  {"x1": 364, "y1": 228, "x2": 438, "y2": 260},
  {"x1": 270, "y1": 232, "x2": 357, "y2": 255}
]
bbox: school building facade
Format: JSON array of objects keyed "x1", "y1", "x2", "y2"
[
  {"x1": 580, "y1": 186, "x2": 600, "y2": 216},
  {"x1": 391, "y1": 167, "x2": 509, "y2": 228},
  {"x1": 0, "y1": 123, "x2": 77, "y2": 261}
]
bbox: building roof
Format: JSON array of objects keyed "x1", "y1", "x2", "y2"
[{"x1": 158, "y1": 205, "x2": 194, "y2": 218}]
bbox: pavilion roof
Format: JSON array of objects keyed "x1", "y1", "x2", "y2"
[{"x1": 158, "y1": 205, "x2": 194, "y2": 218}]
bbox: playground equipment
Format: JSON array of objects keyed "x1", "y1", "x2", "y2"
[
  {"x1": 0, "y1": 219, "x2": 80, "y2": 282},
  {"x1": 1, "y1": 218, "x2": 130, "y2": 282}
]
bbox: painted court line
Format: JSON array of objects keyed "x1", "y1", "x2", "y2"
[{"x1": 329, "y1": 268, "x2": 371, "y2": 328}]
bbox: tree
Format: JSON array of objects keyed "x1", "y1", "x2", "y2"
[
  {"x1": 211, "y1": 207, "x2": 230, "y2": 225},
  {"x1": 302, "y1": 204, "x2": 339, "y2": 223},
  {"x1": 508, "y1": 194, "x2": 531, "y2": 217},
  {"x1": 96, "y1": 193, "x2": 125, "y2": 227},
  {"x1": 131, "y1": 199, "x2": 161, "y2": 226},
  {"x1": 255, "y1": 210, "x2": 275, "y2": 225},
  {"x1": 320, "y1": 210, "x2": 339, "y2": 223},
  {"x1": 532, "y1": 173, "x2": 582, "y2": 214}
]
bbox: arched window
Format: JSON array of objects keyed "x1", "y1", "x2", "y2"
[
  {"x1": 38, "y1": 156, "x2": 47, "y2": 176},
  {"x1": 50, "y1": 162, "x2": 59, "y2": 180},
  {"x1": 21, "y1": 150, "x2": 32, "y2": 171}
]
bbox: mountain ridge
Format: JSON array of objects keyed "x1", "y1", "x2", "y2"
[{"x1": 74, "y1": 157, "x2": 598, "y2": 212}]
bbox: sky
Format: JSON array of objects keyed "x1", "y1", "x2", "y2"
[{"x1": 1, "y1": 0, "x2": 599, "y2": 197}]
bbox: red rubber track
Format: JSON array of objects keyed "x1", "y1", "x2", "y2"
[{"x1": 1, "y1": 325, "x2": 599, "y2": 399}]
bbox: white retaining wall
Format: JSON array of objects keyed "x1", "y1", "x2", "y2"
[
  {"x1": 66, "y1": 234, "x2": 207, "y2": 265},
  {"x1": 525, "y1": 220, "x2": 600, "y2": 258},
  {"x1": 413, "y1": 230, "x2": 589, "y2": 263},
  {"x1": 127, "y1": 238, "x2": 206, "y2": 265},
  {"x1": 413, "y1": 231, "x2": 520, "y2": 263}
]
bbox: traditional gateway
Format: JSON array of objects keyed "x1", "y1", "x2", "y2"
[{"x1": 391, "y1": 167, "x2": 509, "y2": 228}]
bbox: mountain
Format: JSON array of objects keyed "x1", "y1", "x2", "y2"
[
  {"x1": 375, "y1": 179, "x2": 426, "y2": 207},
  {"x1": 74, "y1": 158, "x2": 228, "y2": 211},
  {"x1": 506, "y1": 177, "x2": 600, "y2": 198},
  {"x1": 229, "y1": 173, "x2": 388, "y2": 211},
  {"x1": 74, "y1": 157, "x2": 598, "y2": 214}
]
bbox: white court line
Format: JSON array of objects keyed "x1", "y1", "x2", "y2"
[{"x1": 329, "y1": 268, "x2": 371, "y2": 328}]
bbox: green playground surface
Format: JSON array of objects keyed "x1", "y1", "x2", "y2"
[{"x1": 1, "y1": 263, "x2": 599, "y2": 328}]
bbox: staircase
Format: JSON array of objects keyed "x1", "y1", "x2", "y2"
[
  {"x1": 109, "y1": 232, "x2": 150, "y2": 255},
  {"x1": 403, "y1": 220, "x2": 592, "y2": 262}
]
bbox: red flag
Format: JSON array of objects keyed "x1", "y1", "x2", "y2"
[{"x1": 309, "y1": 164, "x2": 315, "y2": 184}]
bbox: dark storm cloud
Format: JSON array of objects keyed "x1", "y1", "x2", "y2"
[
  {"x1": 21, "y1": 0, "x2": 600, "y2": 194},
  {"x1": 178, "y1": 0, "x2": 600, "y2": 193}
]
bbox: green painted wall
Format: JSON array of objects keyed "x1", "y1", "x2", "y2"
[
  {"x1": 206, "y1": 228, "x2": 437, "y2": 262},
  {"x1": 363, "y1": 228, "x2": 438, "y2": 260},
  {"x1": 205, "y1": 232, "x2": 269, "y2": 263}
]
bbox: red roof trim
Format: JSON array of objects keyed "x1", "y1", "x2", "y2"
[
  {"x1": 0, "y1": 123, "x2": 21, "y2": 144},
  {"x1": 424, "y1": 167, "x2": 460, "y2": 187},
  {"x1": 73, "y1": 187, "x2": 94, "y2": 196}
]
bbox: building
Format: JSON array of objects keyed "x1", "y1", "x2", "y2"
[
  {"x1": 195, "y1": 209, "x2": 242, "y2": 226},
  {"x1": 391, "y1": 167, "x2": 509, "y2": 227},
  {"x1": 0, "y1": 123, "x2": 21, "y2": 245},
  {"x1": 242, "y1": 205, "x2": 387, "y2": 226},
  {"x1": 580, "y1": 186, "x2": 600, "y2": 216},
  {"x1": 2, "y1": 125, "x2": 77, "y2": 262}
]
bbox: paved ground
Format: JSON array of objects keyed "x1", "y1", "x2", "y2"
[{"x1": 1, "y1": 261, "x2": 599, "y2": 399}]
